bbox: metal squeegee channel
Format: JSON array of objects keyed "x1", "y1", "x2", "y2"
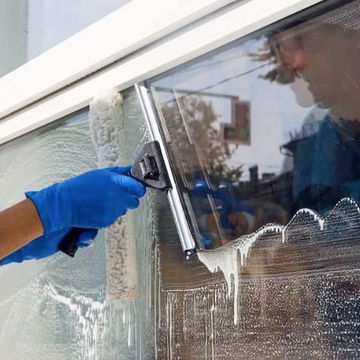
[
  {"x1": 0, "y1": 0, "x2": 324, "y2": 145},
  {"x1": 135, "y1": 84, "x2": 197, "y2": 254}
]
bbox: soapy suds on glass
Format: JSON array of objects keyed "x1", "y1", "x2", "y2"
[
  {"x1": 89, "y1": 88, "x2": 157, "y2": 358},
  {"x1": 89, "y1": 90, "x2": 138, "y2": 300},
  {"x1": 197, "y1": 198, "x2": 359, "y2": 324}
]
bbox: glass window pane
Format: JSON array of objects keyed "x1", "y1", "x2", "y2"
[
  {"x1": 144, "y1": 1, "x2": 360, "y2": 359},
  {"x1": 0, "y1": 110, "x2": 107, "y2": 359},
  {"x1": 0, "y1": 88, "x2": 155, "y2": 359},
  {"x1": 147, "y1": 0, "x2": 360, "y2": 249}
]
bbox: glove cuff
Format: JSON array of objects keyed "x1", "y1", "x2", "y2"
[{"x1": 25, "y1": 183, "x2": 71, "y2": 235}]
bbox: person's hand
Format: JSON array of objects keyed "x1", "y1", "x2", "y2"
[
  {"x1": 0, "y1": 167, "x2": 145, "y2": 265},
  {"x1": 0, "y1": 228, "x2": 97, "y2": 265},
  {"x1": 26, "y1": 167, "x2": 146, "y2": 234}
]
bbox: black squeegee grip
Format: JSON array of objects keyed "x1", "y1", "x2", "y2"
[
  {"x1": 58, "y1": 168, "x2": 150, "y2": 258},
  {"x1": 58, "y1": 227, "x2": 83, "y2": 257}
]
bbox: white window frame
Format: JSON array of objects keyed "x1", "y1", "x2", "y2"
[{"x1": 0, "y1": 0, "x2": 324, "y2": 146}]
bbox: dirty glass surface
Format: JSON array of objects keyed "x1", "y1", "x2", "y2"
[
  {"x1": 0, "y1": 111, "x2": 106, "y2": 360},
  {"x1": 0, "y1": 89, "x2": 155, "y2": 359},
  {"x1": 145, "y1": 0, "x2": 360, "y2": 358}
]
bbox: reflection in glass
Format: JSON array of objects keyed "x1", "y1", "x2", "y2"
[
  {"x1": 149, "y1": 2, "x2": 360, "y2": 358},
  {"x1": 148, "y1": 0, "x2": 360, "y2": 250}
]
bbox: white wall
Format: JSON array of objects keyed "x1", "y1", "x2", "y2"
[
  {"x1": 0, "y1": 0, "x2": 131, "y2": 77},
  {"x1": 27, "y1": 0, "x2": 131, "y2": 59},
  {"x1": 0, "y1": 0, "x2": 28, "y2": 77}
]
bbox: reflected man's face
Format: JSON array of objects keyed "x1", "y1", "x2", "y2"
[{"x1": 273, "y1": 24, "x2": 360, "y2": 112}]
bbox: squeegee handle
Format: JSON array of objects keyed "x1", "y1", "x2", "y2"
[{"x1": 58, "y1": 227, "x2": 82, "y2": 257}]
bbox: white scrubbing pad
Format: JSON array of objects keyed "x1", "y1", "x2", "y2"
[{"x1": 89, "y1": 89, "x2": 138, "y2": 300}]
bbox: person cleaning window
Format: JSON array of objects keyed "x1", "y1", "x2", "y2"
[{"x1": 0, "y1": 166, "x2": 146, "y2": 265}]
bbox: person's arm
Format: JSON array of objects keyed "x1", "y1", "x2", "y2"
[
  {"x1": 0, "y1": 199, "x2": 44, "y2": 260},
  {"x1": 0, "y1": 167, "x2": 146, "y2": 265}
]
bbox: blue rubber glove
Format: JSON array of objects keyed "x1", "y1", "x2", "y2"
[
  {"x1": 26, "y1": 166, "x2": 146, "y2": 234},
  {"x1": 0, "y1": 167, "x2": 145, "y2": 265},
  {"x1": 0, "y1": 228, "x2": 98, "y2": 265}
]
